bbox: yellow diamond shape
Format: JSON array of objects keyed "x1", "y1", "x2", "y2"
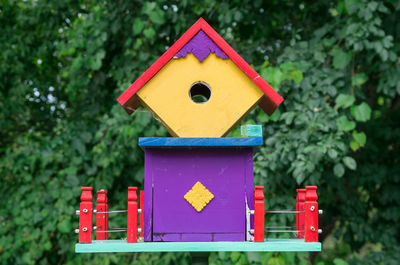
[{"x1": 184, "y1": 181, "x2": 214, "y2": 212}]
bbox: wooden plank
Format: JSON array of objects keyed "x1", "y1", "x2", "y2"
[
  {"x1": 138, "y1": 137, "x2": 263, "y2": 147},
  {"x1": 139, "y1": 190, "x2": 144, "y2": 238},
  {"x1": 245, "y1": 149, "x2": 255, "y2": 240},
  {"x1": 127, "y1": 187, "x2": 138, "y2": 243},
  {"x1": 152, "y1": 233, "x2": 244, "y2": 242},
  {"x1": 305, "y1": 186, "x2": 319, "y2": 242},
  {"x1": 96, "y1": 190, "x2": 108, "y2": 240},
  {"x1": 254, "y1": 186, "x2": 265, "y2": 242},
  {"x1": 75, "y1": 239, "x2": 321, "y2": 253},
  {"x1": 79, "y1": 187, "x2": 93, "y2": 243},
  {"x1": 241, "y1": 125, "x2": 262, "y2": 137},
  {"x1": 143, "y1": 152, "x2": 153, "y2": 242},
  {"x1": 296, "y1": 189, "x2": 306, "y2": 239}
]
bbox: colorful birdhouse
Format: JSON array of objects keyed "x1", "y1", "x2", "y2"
[
  {"x1": 117, "y1": 18, "x2": 285, "y2": 242},
  {"x1": 118, "y1": 18, "x2": 283, "y2": 137},
  {"x1": 75, "y1": 18, "x2": 322, "y2": 253}
]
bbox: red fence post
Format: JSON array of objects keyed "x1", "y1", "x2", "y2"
[
  {"x1": 254, "y1": 186, "x2": 265, "y2": 242},
  {"x1": 304, "y1": 186, "x2": 318, "y2": 242},
  {"x1": 140, "y1": 190, "x2": 144, "y2": 239},
  {"x1": 96, "y1": 189, "x2": 108, "y2": 240},
  {"x1": 79, "y1": 187, "x2": 93, "y2": 243},
  {"x1": 296, "y1": 189, "x2": 306, "y2": 239},
  {"x1": 127, "y1": 187, "x2": 138, "y2": 243}
]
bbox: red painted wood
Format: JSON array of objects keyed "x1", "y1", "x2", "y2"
[
  {"x1": 79, "y1": 187, "x2": 93, "y2": 243},
  {"x1": 296, "y1": 189, "x2": 306, "y2": 239},
  {"x1": 140, "y1": 190, "x2": 144, "y2": 238},
  {"x1": 127, "y1": 187, "x2": 138, "y2": 243},
  {"x1": 198, "y1": 19, "x2": 283, "y2": 114},
  {"x1": 117, "y1": 18, "x2": 283, "y2": 116},
  {"x1": 296, "y1": 190, "x2": 299, "y2": 237},
  {"x1": 304, "y1": 186, "x2": 318, "y2": 242},
  {"x1": 96, "y1": 189, "x2": 108, "y2": 240},
  {"x1": 117, "y1": 19, "x2": 201, "y2": 108},
  {"x1": 254, "y1": 186, "x2": 265, "y2": 242}
]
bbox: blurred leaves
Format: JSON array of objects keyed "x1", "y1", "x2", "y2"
[
  {"x1": 350, "y1": 131, "x2": 366, "y2": 151},
  {"x1": 336, "y1": 94, "x2": 355, "y2": 109},
  {"x1": 343, "y1": 156, "x2": 357, "y2": 170},
  {"x1": 351, "y1": 103, "x2": 372, "y2": 122},
  {"x1": 337, "y1": 116, "x2": 356, "y2": 131},
  {"x1": 334, "y1": 163, "x2": 345, "y2": 178},
  {"x1": 333, "y1": 258, "x2": 349, "y2": 265},
  {"x1": 143, "y1": 2, "x2": 166, "y2": 25},
  {"x1": 133, "y1": 18, "x2": 145, "y2": 35},
  {"x1": 330, "y1": 47, "x2": 352, "y2": 70},
  {"x1": 351, "y1": 73, "x2": 368, "y2": 87}
]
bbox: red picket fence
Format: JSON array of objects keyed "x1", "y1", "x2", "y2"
[
  {"x1": 78, "y1": 187, "x2": 93, "y2": 243},
  {"x1": 296, "y1": 188, "x2": 306, "y2": 239},
  {"x1": 253, "y1": 186, "x2": 321, "y2": 242},
  {"x1": 78, "y1": 185, "x2": 318, "y2": 244},
  {"x1": 304, "y1": 186, "x2": 319, "y2": 242},
  {"x1": 254, "y1": 186, "x2": 265, "y2": 242},
  {"x1": 96, "y1": 190, "x2": 108, "y2": 240},
  {"x1": 77, "y1": 186, "x2": 144, "y2": 243}
]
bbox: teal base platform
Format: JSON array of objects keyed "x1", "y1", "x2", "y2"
[{"x1": 75, "y1": 239, "x2": 321, "y2": 253}]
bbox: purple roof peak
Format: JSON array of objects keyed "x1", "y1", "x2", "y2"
[{"x1": 175, "y1": 30, "x2": 228, "y2": 62}]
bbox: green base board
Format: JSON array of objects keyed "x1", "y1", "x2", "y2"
[{"x1": 75, "y1": 239, "x2": 321, "y2": 253}]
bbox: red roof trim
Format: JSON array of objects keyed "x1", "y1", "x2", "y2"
[{"x1": 118, "y1": 18, "x2": 283, "y2": 114}]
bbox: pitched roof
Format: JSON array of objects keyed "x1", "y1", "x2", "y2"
[{"x1": 118, "y1": 18, "x2": 283, "y2": 115}]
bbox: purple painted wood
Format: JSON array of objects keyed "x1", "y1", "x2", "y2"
[
  {"x1": 153, "y1": 233, "x2": 244, "y2": 242},
  {"x1": 143, "y1": 147, "x2": 254, "y2": 242},
  {"x1": 152, "y1": 149, "x2": 245, "y2": 233},
  {"x1": 245, "y1": 150, "x2": 255, "y2": 234},
  {"x1": 144, "y1": 151, "x2": 153, "y2": 242},
  {"x1": 175, "y1": 30, "x2": 228, "y2": 62}
]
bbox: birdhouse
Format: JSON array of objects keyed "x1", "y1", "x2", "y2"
[
  {"x1": 75, "y1": 18, "x2": 322, "y2": 253},
  {"x1": 118, "y1": 18, "x2": 283, "y2": 137},
  {"x1": 117, "y1": 18, "x2": 284, "y2": 242}
]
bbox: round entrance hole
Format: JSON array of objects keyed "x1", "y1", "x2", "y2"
[{"x1": 189, "y1": 81, "x2": 211, "y2": 104}]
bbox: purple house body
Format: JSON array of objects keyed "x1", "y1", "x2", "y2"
[{"x1": 140, "y1": 137, "x2": 262, "y2": 242}]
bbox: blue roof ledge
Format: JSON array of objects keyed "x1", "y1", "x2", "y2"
[{"x1": 139, "y1": 137, "x2": 263, "y2": 148}]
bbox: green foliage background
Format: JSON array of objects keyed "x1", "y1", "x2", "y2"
[{"x1": 1, "y1": 0, "x2": 399, "y2": 264}]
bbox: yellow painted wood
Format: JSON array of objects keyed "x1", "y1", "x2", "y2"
[
  {"x1": 137, "y1": 53, "x2": 264, "y2": 137},
  {"x1": 184, "y1": 181, "x2": 214, "y2": 212}
]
